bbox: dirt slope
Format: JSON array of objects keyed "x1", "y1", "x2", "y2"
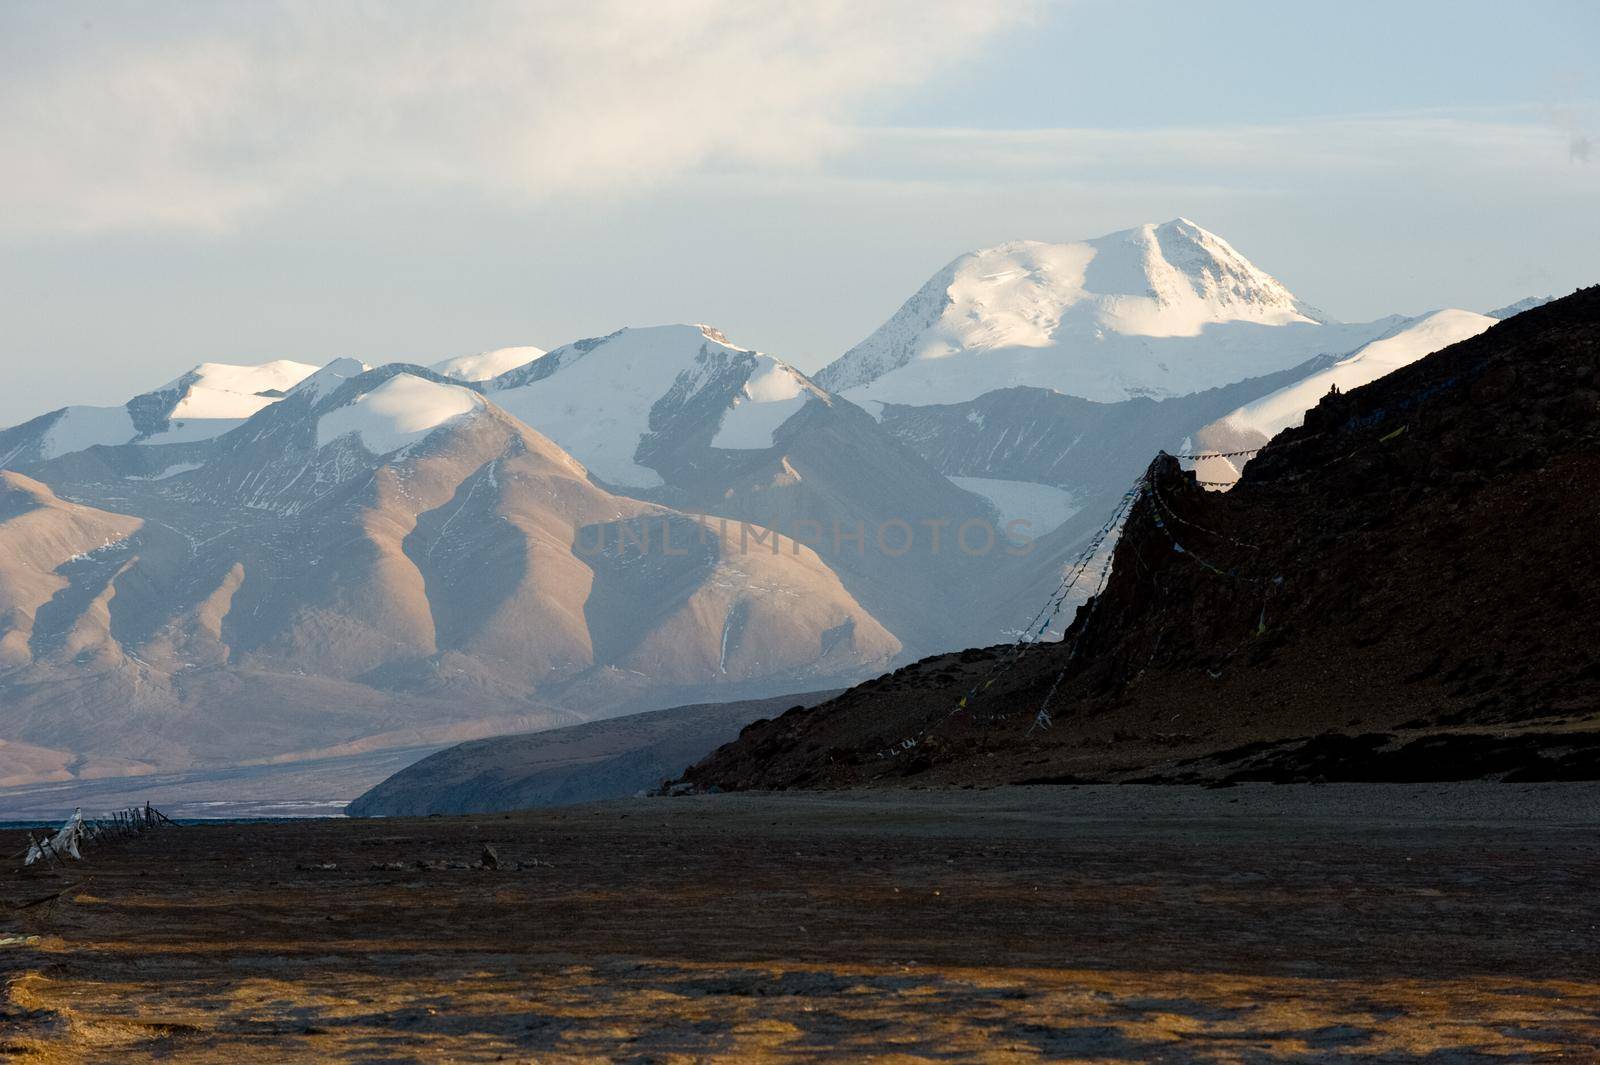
[
  {"x1": 682, "y1": 286, "x2": 1600, "y2": 789},
  {"x1": 347, "y1": 690, "x2": 840, "y2": 816}
]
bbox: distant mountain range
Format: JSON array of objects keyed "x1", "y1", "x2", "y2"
[{"x1": 0, "y1": 219, "x2": 1537, "y2": 792}]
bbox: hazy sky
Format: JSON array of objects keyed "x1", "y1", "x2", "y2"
[{"x1": 2, "y1": 0, "x2": 1596, "y2": 424}]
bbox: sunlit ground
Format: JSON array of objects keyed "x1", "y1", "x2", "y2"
[{"x1": 5, "y1": 785, "x2": 1599, "y2": 1062}]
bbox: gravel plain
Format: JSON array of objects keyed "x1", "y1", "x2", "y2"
[{"x1": 4, "y1": 783, "x2": 1599, "y2": 1061}]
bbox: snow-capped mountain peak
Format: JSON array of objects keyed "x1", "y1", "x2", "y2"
[
  {"x1": 1084, "y1": 218, "x2": 1324, "y2": 333},
  {"x1": 289, "y1": 357, "x2": 372, "y2": 403},
  {"x1": 1487, "y1": 295, "x2": 1555, "y2": 320},
  {"x1": 156, "y1": 360, "x2": 321, "y2": 400},
  {"x1": 488, "y1": 324, "x2": 822, "y2": 488},
  {"x1": 430, "y1": 346, "x2": 546, "y2": 382},
  {"x1": 152, "y1": 359, "x2": 322, "y2": 420},
  {"x1": 315, "y1": 372, "x2": 483, "y2": 455},
  {"x1": 818, "y1": 218, "x2": 1364, "y2": 406},
  {"x1": 2, "y1": 358, "x2": 327, "y2": 464}
]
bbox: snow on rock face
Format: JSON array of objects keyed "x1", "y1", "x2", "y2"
[
  {"x1": 315, "y1": 373, "x2": 482, "y2": 455},
  {"x1": 164, "y1": 361, "x2": 321, "y2": 419},
  {"x1": 20, "y1": 360, "x2": 324, "y2": 461},
  {"x1": 431, "y1": 346, "x2": 546, "y2": 382},
  {"x1": 817, "y1": 218, "x2": 1364, "y2": 407},
  {"x1": 39, "y1": 406, "x2": 137, "y2": 460},
  {"x1": 131, "y1": 361, "x2": 319, "y2": 447},
  {"x1": 124, "y1": 461, "x2": 204, "y2": 481},
  {"x1": 710, "y1": 359, "x2": 811, "y2": 449},
  {"x1": 1218, "y1": 309, "x2": 1497, "y2": 442},
  {"x1": 291, "y1": 358, "x2": 371, "y2": 403},
  {"x1": 1487, "y1": 296, "x2": 1555, "y2": 320},
  {"x1": 949, "y1": 476, "x2": 1082, "y2": 539},
  {"x1": 1101, "y1": 218, "x2": 1320, "y2": 333},
  {"x1": 492, "y1": 324, "x2": 810, "y2": 487}
]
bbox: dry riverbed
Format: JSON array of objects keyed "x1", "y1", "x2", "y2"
[{"x1": 4, "y1": 784, "x2": 1600, "y2": 1062}]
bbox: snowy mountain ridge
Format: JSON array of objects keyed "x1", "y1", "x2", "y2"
[
  {"x1": 1, "y1": 358, "x2": 323, "y2": 465},
  {"x1": 1183, "y1": 308, "x2": 1498, "y2": 487},
  {"x1": 431, "y1": 346, "x2": 547, "y2": 382},
  {"x1": 485, "y1": 324, "x2": 825, "y2": 489},
  {"x1": 1487, "y1": 295, "x2": 1555, "y2": 320},
  {"x1": 817, "y1": 218, "x2": 1334, "y2": 404}
]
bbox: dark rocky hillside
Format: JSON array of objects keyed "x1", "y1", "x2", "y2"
[{"x1": 681, "y1": 287, "x2": 1600, "y2": 789}]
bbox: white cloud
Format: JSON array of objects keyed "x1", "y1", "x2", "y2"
[
  {"x1": 833, "y1": 111, "x2": 1593, "y2": 190},
  {"x1": 0, "y1": 0, "x2": 1034, "y2": 233}
]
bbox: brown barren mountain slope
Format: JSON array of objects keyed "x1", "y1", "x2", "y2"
[
  {"x1": 683, "y1": 286, "x2": 1600, "y2": 790},
  {"x1": 0, "y1": 379, "x2": 897, "y2": 785},
  {"x1": 0, "y1": 473, "x2": 143, "y2": 672}
]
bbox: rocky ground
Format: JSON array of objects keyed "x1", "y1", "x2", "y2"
[{"x1": 4, "y1": 785, "x2": 1600, "y2": 1061}]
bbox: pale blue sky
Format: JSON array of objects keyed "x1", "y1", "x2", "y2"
[
  {"x1": 886, "y1": 0, "x2": 1598, "y2": 128},
  {"x1": 1, "y1": 0, "x2": 1595, "y2": 424}
]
